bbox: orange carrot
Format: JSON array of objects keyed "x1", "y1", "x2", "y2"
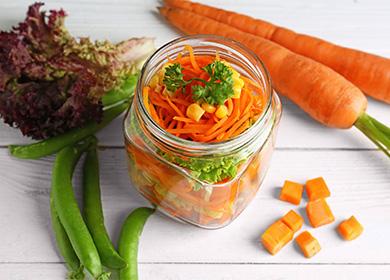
[
  {"x1": 232, "y1": 120, "x2": 250, "y2": 137},
  {"x1": 306, "y1": 199, "x2": 335, "y2": 228},
  {"x1": 165, "y1": 95, "x2": 185, "y2": 117},
  {"x1": 184, "y1": 45, "x2": 201, "y2": 72},
  {"x1": 306, "y1": 177, "x2": 331, "y2": 201},
  {"x1": 279, "y1": 180, "x2": 304, "y2": 205},
  {"x1": 159, "y1": 6, "x2": 366, "y2": 129},
  {"x1": 261, "y1": 220, "x2": 293, "y2": 255},
  {"x1": 226, "y1": 98, "x2": 233, "y2": 115},
  {"x1": 338, "y1": 216, "x2": 364, "y2": 241},
  {"x1": 143, "y1": 87, "x2": 151, "y2": 114},
  {"x1": 281, "y1": 210, "x2": 303, "y2": 233},
  {"x1": 173, "y1": 116, "x2": 196, "y2": 123},
  {"x1": 159, "y1": 6, "x2": 390, "y2": 156},
  {"x1": 164, "y1": 0, "x2": 390, "y2": 104},
  {"x1": 295, "y1": 231, "x2": 321, "y2": 258}
]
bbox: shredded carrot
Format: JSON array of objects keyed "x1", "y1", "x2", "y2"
[
  {"x1": 223, "y1": 112, "x2": 250, "y2": 140},
  {"x1": 167, "y1": 120, "x2": 177, "y2": 129},
  {"x1": 232, "y1": 120, "x2": 250, "y2": 137},
  {"x1": 184, "y1": 45, "x2": 201, "y2": 72},
  {"x1": 173, "y1": 116, "x2": 196, "y2": 123},
  {"x1": 205, "y1": 116, "x2": 228, "y2": 135},
  {"x1": 241, "y1": 76, "x2": 262, "y2": 90},
  {"x1": 149, "y1": 104, "x2": 161, "y2": 126},
  {"x1": 143, "y1": 49, "x2": 265, "y2": 143},
  {"x1": 171, "y1": 98, "x2": 191, "y2": 106},
  {"x1": 165, "y1": 95, "x2": 185, "y2": 117},
  {"x1": 227, "y1": 98, "x2": 233, "y2": 115},
  {"x1": 143, "y1": 87, "x2": 151, "y2": 114}
]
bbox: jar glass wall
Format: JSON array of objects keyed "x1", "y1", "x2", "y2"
[{"x1": 123, "y1": 35, "x2": 282, "y2": 229}]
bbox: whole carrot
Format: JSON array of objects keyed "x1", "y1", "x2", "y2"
[
  {"x1": 159, "y1": 7, "x2": 390, "y2": 156},
  {"x1": 163, "y1": 0, "x2": 390, "y2": 104}
]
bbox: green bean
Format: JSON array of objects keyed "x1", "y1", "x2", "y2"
[
  {"x1": 102, "y1": 74, "x2": 138, "y2": 107},
  {"x1": 9, "y1": 102, "x2": 129, "y2": 159},
  {"x1": 52, "y1": 137, "x2": 110, "y2": 280},
  {"x1": 83, "y1": 145, "x2": 127, "y2": 269},
  {"x1": 50, "y1": 197, "x2": 85, "y2": 280},
  {"x1": 118, "y1": 207, "x2": 155, "y2": 280}
]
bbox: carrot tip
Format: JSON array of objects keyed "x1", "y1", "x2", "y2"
[{"x1": 158, "y1": 6, "x2": 169, "y2": 16}]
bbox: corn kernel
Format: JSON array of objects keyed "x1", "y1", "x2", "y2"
[
  {"x1": 232, "y1": 71, "x2": 240, "y2": 79},
  {"x1": 201, "y1": 103, "x2": 216, "y2": 113},
  {"x1": 235, "y1": 77, "x2": 245, "y2": 88},
  {"x1": 215, "y1": 105, "x2": 228, "y2": 119},
  {"x1": 232, "y1": 85, "x2": 242, "y2": 99},
  {"x1": 186, "y1": 103, "x2": 205, "y2": 122},
  {"x1": 149, "y1": 74, "x2": 159, "y2": 89}
]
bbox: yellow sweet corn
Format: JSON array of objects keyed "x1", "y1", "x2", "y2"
[
  {"x1": 215, "y1": 105, "x2": 228, "y2": 119},
  {"x1": 202, "y1": 103, "x2": 216, "y2": 113},
  {"x1": 232, "y1": 73, "x2": 244, "y2": 99},
  {"x1": 149, "y1": 74, "x2": 159, "y2": 89},
  {"x1": 186, "y1": 103, "x2": 205, "y2": 122}
]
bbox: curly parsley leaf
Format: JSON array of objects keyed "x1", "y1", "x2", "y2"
[
  {"x1": 193, "y1": 61, "x2": 234, "y2": 105},
  {"x1": 162, "y1": 63, "x2": 187, "y2": 92},
  {"x1": 162, "y1": 60, "x2": 234, "y2": 105}
]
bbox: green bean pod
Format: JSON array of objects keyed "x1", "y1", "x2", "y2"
[
  {"x1": 118, "y1": 207, "x2": 155, "y2": 280},
  {"x1": 50, "y1": 196, "x2": 85, "y2": 280},
  {"x1": 102, "y1": 74, "x2": 138, "y2": 107},
  {"x1": 9, "y1": 102, "x2": 129, "y2": 159},
  {"x1": 83, "y1": 145, "x2": 127, "y2": 269},
  {"x1": 51, "y1": 137, "x2": 110, "y2": 280}
]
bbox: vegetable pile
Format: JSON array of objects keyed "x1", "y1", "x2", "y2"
[
  {"x1": 159, "y1": 0, "x2": 390, "y2": 157},
  {"x1": 144, "y1": 45, "x2": 265, "y2": 142},
  {"x1": 261, "y1": 177, "x2": 364, "y2": 258},
  {"x1": 0, "y1": 2, "x2": 153, "y2": 140}
]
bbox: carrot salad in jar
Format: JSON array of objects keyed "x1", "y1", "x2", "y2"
[{"x1": 124, "y1": 36, "x2": 281, "y2": 229}]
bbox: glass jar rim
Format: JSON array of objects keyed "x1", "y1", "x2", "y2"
[{"x1": 132, "y1": 34, "x2": 273, "y2": 154}]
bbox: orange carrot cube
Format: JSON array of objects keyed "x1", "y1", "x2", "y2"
[
  {"x1": 279, "y1": 180, "x2": 304, "y2": 205},
  {"x1": 261, "y1": 220, "x2": 294, "y2": 255},
  {"x1": 338, "y1": 216, "x2": 364, "y2": 241},
  {"x1": 306, "y1": 177, "x2": 330, "y2": 201},
  {"x1": 306, "y1": 199, "x2": 335, "y2": 228},
  {"x1": 295, "y1": 231, "x2": 321, "y2": 258},
  {"x1": 281, "y1": 210, "x2": 303, "y2": 233}
]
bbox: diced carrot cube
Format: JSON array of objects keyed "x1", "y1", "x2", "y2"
[
  {"x1": 338, "y1": 216, "x2": 364, "y2": 241},
  {"x1": 261, "y1": 220, "x2": 294, "y2": 255},
  {"x1": 295, "y1": 231, "x2": 321, "y2": 258},
  {"x1": 306, "y1": 199, "x2": 335, "y2": 228},
  {"x1": 306, "y1": 177, "x2": 330, "y2": 201},
  {"x1": 281, "y1": 210, "x2": 303, "y2": 233},
  {"x1": 279, "y1": 180, "x2": 304, "y2": 205}
]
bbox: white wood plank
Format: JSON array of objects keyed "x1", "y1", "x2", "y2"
[
  {"x1": 0, "y1": 0, "x2": 389, "y2": 148},
  {"x1": 0, "y1": 263, "x2": 390, "y2": 280},
  {"x1": 0, "y1": 148, "x2": 389, "y2": 264}
]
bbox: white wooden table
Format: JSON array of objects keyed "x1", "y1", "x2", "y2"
[{"x1": 1, "y1": 0, "x2": 389, "y2": 279}]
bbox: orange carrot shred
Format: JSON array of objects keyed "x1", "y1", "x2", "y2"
[
  {"x1": 184, "y1": 45, "x2": 201, "y2": 72},
  {"x1": 143, "y1": 87, "x2": 151, "y2": 114},
  {"x1": 227, "y1": 98, "x2": 233, "y2": 115}
]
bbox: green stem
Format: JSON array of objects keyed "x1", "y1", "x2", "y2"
[
  {"x1": 354, "y1": 113, "x2": 390, "y2": 158},
  {"x1": 9, "y1": 102, "x2": 128, "y2": 159}
]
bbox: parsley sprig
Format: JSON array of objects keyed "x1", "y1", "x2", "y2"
[{"x1": 162, "y1": 61, "x2": 234, "y2": 105}]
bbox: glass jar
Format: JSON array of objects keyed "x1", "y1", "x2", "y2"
[{"x1": 123, "y1": 35, "x2": 282, "y2": 229}]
